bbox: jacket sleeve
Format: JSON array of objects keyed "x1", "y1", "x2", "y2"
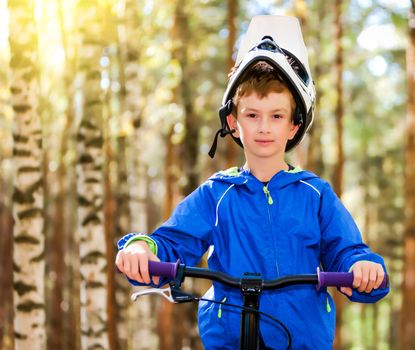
[
  {"x1": 319, "y1": 182, "x2": 389, "y2": 303},
  {"x1": 117, "y1": 183, "x2": 215, "y2": 286},
  {"x1": 148, "y1": 183, "x2": 214, "y2": 266}
]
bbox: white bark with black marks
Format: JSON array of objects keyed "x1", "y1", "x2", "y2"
[
  {"x1": 8, "y1": 1, "x2": 46, "y2": 349},
  {"x1": 76, "y1": 1, "x2": 109, "y2": 349}
]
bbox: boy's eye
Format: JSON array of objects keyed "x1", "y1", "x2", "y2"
[
  {"x1": 273, "y1": 114, "x2": 283, "y2": 119},
  {"x1": 247, "y1": 113, "x2": 256, "y2": 118}
]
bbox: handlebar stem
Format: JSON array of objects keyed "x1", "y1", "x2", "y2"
[{"x1": 240, "y1": 273, "x2": 263, "y2": 350}]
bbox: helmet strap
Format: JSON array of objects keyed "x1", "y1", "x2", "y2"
[
  {"x1": 208, "y1": 100, "x2": 235, "y2": 158},
  {"x1": 293, "y1": 105, "x2": 303, "y2": 126},
  {"x1": 208, "y1": 128, "x2": 235, "y2": 158}
]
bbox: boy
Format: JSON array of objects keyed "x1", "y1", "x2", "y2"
[{"x1": 116, "y1": 16, "x2": 389, "y2": 349}]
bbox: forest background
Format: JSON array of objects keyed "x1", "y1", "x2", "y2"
[{"x1": 0, "y1": 0, "x2": 414, "y2": 349}]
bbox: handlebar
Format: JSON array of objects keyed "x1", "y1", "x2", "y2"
[{"x1": 148, "y1": 260, "x2": 389, "y2": 291}]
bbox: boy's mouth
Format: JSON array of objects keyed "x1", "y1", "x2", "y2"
[{"x1": 255, "y1": 139, "x2": 274, "y2": 145}]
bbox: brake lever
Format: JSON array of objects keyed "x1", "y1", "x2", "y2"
[
  {"x1": 130, "y1": 284, "x2": 197, "y2": 304},
  {"x1": 131, "y1": 286, "x2": 175, "y2": 303}
]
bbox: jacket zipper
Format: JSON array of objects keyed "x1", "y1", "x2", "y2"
[
  {"x1": 326, "y1": 297, "x2": 332, "y2": 313},
  {"x1": 218, "y1": 297, "x2": 227, "y2": 318},
  {"x1": 263, "y1": 185, "x2": 273, "y2": 205},
  {"x1": 263, "y1": 185, "x2": 280, "y2": 276}
]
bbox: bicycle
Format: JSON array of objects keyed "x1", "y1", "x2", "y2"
[{"x1": 130, "y1": 260, "x2": 388, "y2": 350}]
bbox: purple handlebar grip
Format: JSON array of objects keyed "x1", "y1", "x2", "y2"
[
  {"x1": 316, "y1": 267, "x2": 388, "y2": 291},
  {"x1": 148, "y1": 260, "x2": 179, "y2": 279}
]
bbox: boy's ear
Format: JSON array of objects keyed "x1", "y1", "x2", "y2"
[
  {"x1": 288, "y1": 122, "x2": 300, "y2": 140},
  {"x1": 226, "y1": 114, "x2": 239, "y2": 137}
]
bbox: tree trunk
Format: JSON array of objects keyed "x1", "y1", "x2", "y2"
[
  {"x1": 0, "y1": 181, "x2": 14, "y2": 350},
  {"x1": 65, "y1": 187, "x2": 82, "y2": 350},
  {"x1": 174, "y1": 1, "x2": 199, "y2": 196},
  {"x1": 172, "y1": 2, "x2": 202, "y2": 349},
  {"x1": 157, "y1": 126, "x2": 180, "y2": 350},
  {"x1": 333, "y1": 0, "x2": 345, "y2": 349},
  {"x1": 306, "y1": 0, "x2": 326, "y2": 175},
  {"x1": 400, "y1": 4, "x2": 415, "y2": 350},
  {"x1": 113, "y1": 134, "x2": 132, "y2": 350},
  {"x1": 373, "y1": 304, "x2": 379, "y2": 350},
  {"x1": 163, "y1": 128, "x2": 176, "y2": 221},
  {"x1": 225, "y1": 0, "x2": 238, "y2": 168},
  {"x1": 55, "y1": 3, "x2": 82, "y2": 349},
  {"x1": 8, "y1": 1, "x2": 46, "y2": 349},
  {"x1": 292, "y1": 1, "x2": 308, "y2": 167},
  {"x1": 155, "y1": 2, "x2": 197, "y2": 347},
  {"x1": 104, "y1": 107, "x2": 118, "y2": 350},
  {"x1": 48, "y1": 142, "x2": 65, "y2": 350},
  {"x1": 47, "y1": 2, "x2": 77, "y2": 349},
  {"x1": 117, "y1": 1, "x2": 155, "y2": 348},
  {"x1": 76, "y1": 1, "x2": 109, "y2": 349},
  {"x1": 333, "y1": 0, "x2": 345, "y2": 197}
]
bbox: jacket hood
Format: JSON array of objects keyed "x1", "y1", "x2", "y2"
[{"x1": 209, "y1": 166, "x2": 319, "y2": 192}]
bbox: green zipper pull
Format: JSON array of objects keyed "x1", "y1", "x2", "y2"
[
  {"x1": 218, "y1": 297, "x2": 227, "y2": 318},
  {"x1": 326, "y1": 297, "x2": 332, "y2": 313},
  {"x1": 263, "y1": 185, "x2": 274, "y2": 205}
]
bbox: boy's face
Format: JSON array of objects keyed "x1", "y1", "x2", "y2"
[{"x1": 227, "y1": 91, "x2": 299, "y2": 164}]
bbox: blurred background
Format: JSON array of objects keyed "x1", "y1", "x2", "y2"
[{"x1": 0, "y1": 0, "x2": 414, "y2": 349}]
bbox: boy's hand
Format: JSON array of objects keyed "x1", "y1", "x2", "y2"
[
  {"x1": 340, "y1": 261, "x2": 385, "y2": 297},
  {"x1": 115, "y1": 241, "x2": 160, "y2": 285}
]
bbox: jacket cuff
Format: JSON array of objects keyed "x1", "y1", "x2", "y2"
[{"x1": 124, "y1": 234, "x2": 158, "y2": 255}]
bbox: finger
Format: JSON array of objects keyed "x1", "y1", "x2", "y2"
[
  {"x1": 126, "y1": 266, "x2": 144, "y2": 283},
  {"x1": 130, "y1": 254, "x2": 139, "y2": 276},
  {"x1": 122, "y1": 256, "x2": 143, "y2": 283},
  {"x1": 374, "y1": 266, "x2": 385, "y2": 289},
  {"x1": 340, "y1": 287, "x2": 352, "y2": 297},
  {"x1": 149, "y1": 251, "x2": 160, "y2": 263},
  {"x1": 358, "y1": 265, "x2": 370, "y2": 293},
  {"x1": 124, "y1": 258, "x2": 131, "y2": 276},
  {"x1": 152, "y1": 275, "x2": 160, "y2": 285},
  {"x1": 139, "y1": 255, "x2": 150, "y2": 284},
  {"x1": 148, "y1": 253, "x2": 160, "y2": 284},
  {"x1": 352, "y1": 265, "x2": 362, "y2": 289},
  {"x1": 129, "y1": 254, "x2": 142, "y2": 282},
  {"x1": 115, "y1": 252, "x2": 124, "y2": 273},
  {"x1": 364, "y1": 266, "x2": 377, "y2": 293},
  {"x1": 123, "y1": 258, "x2": 137, "y2": 282}
]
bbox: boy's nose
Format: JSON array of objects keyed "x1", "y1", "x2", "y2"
[{"x1": 258, "y1": 118, "x2": 271, "y2": 133}]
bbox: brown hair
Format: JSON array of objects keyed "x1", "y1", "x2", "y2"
[{"x1": 230, "y1": 61, "x2": 296, "y2": 117}]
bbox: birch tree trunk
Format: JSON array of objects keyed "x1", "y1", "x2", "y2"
[
  {"x1": 400, "y1": 4, "x2": 415, "y2": 350},
  {"x1": 8, "y1": 1, "x2": 46, "y2": 349},
  {"x1": 76, "y1": 1, "x2": 109, "y2": 349}
]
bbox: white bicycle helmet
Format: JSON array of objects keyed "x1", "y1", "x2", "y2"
[{"x1": 209, "y1": 15, "x2": 316, "y2": 158}]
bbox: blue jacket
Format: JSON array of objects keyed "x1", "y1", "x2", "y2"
[{"x1": 118, "y1": 167, "x2": 389, "y2": 349}]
